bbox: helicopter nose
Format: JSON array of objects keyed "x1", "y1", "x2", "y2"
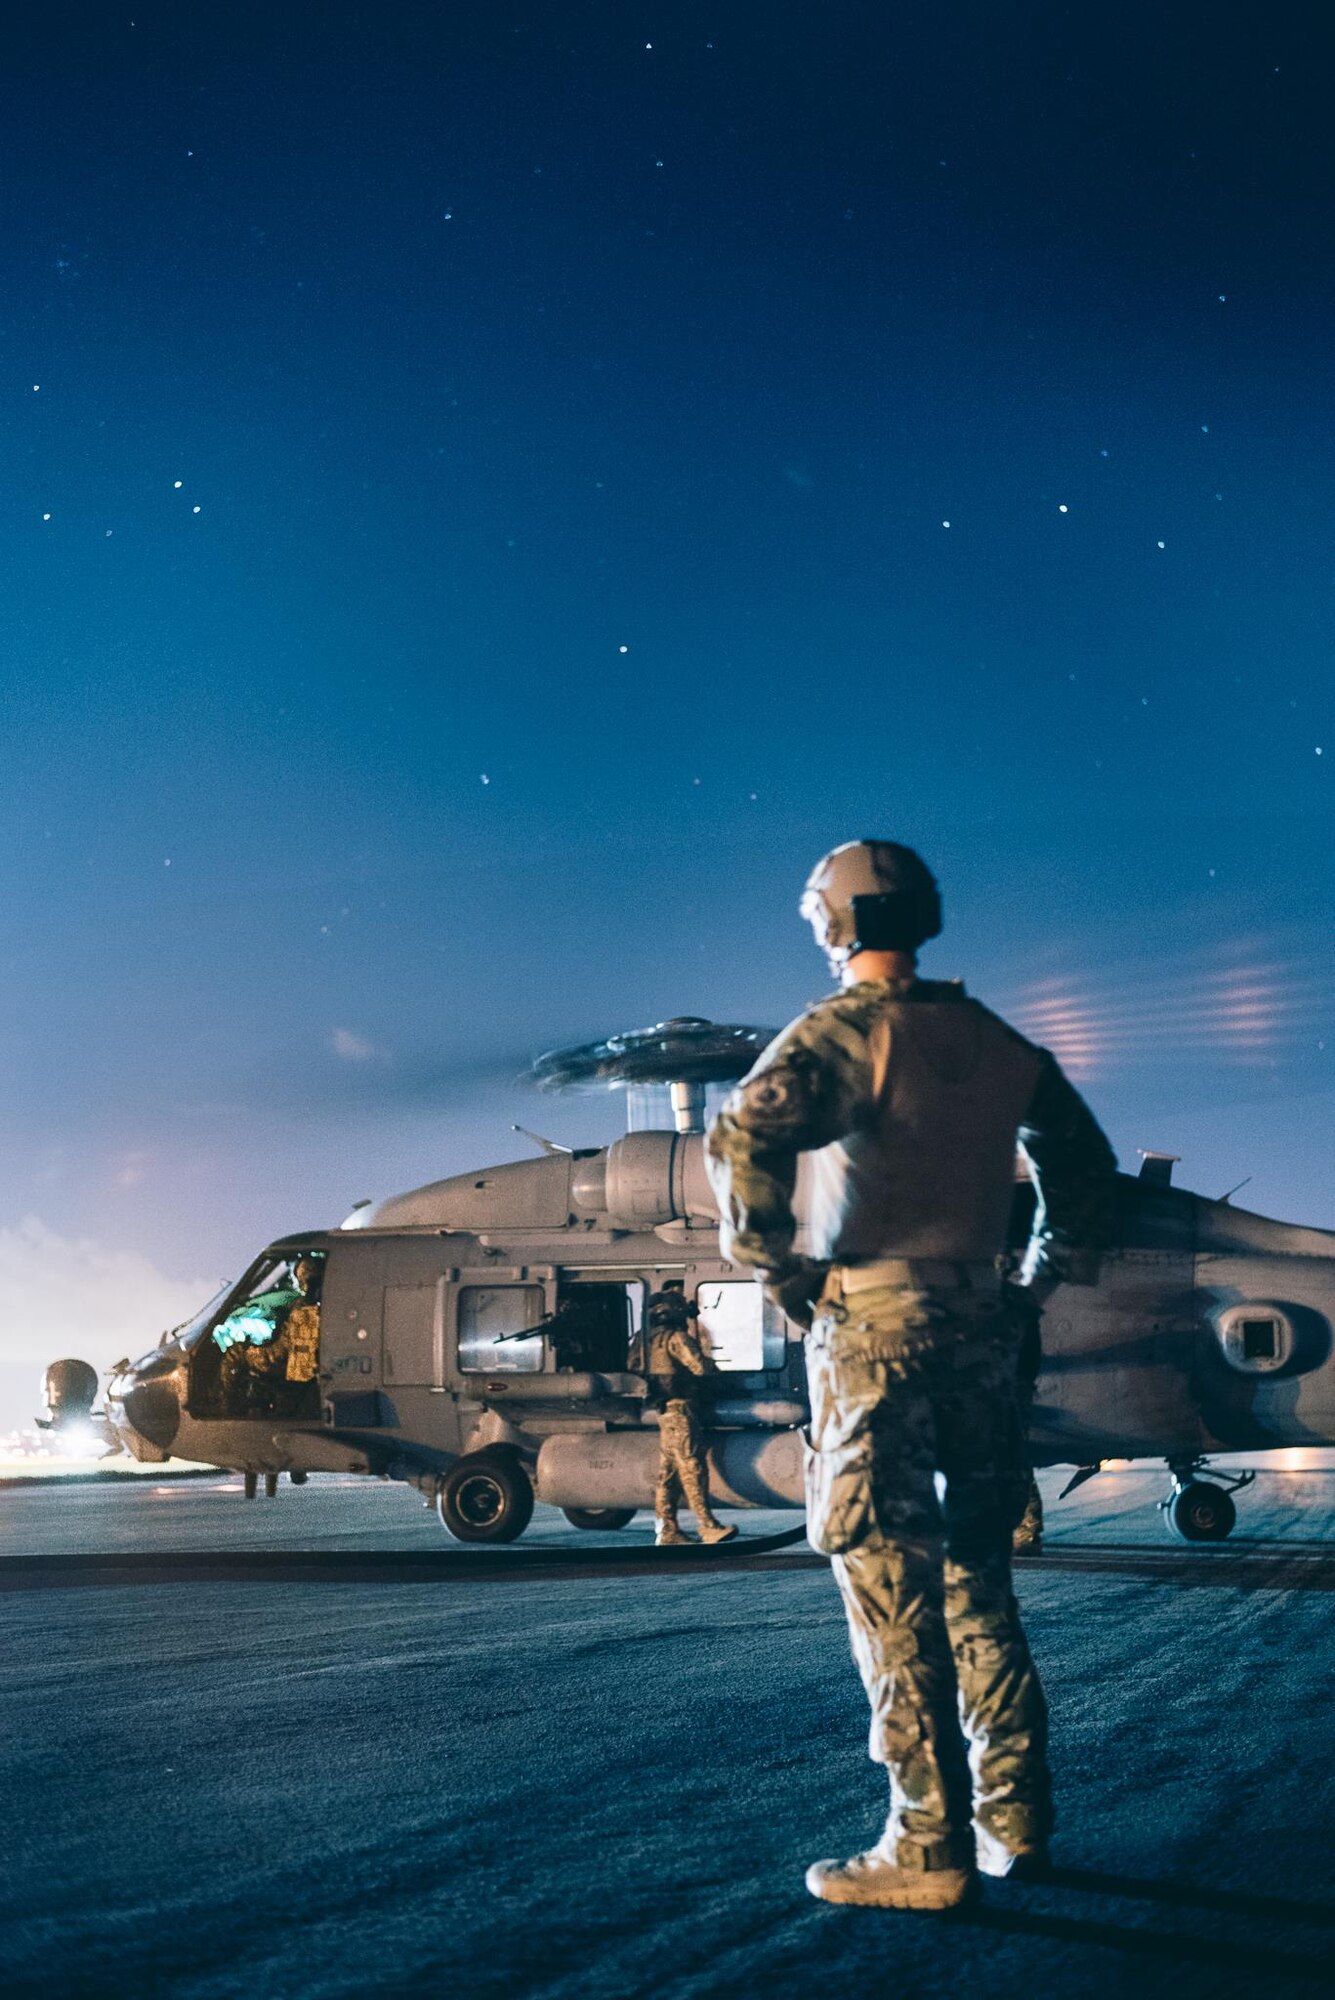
[{"x1": 114, "y1": 1357, "x2": 182, "y2": 1452}]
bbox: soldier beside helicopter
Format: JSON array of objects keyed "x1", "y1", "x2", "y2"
[
  {"x1": 646, "y1": 1282, "x2": 739, "y2": 1547},
  {"x1": 706, "y1": 840, "x2": 1117, "y2": 1911}
]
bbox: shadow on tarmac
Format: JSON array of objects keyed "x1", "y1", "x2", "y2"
[
  {"x1": 958, "y1": 1902, "x2": 1333, "y2": 1985},
  {"x1": 1043, "y1": 1864, "x2": 1335, "y2": 1928},
  {"x1": 3, "y1": 1538, "x2": 1334, "y2": 1591}
]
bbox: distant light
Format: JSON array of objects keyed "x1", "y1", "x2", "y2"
[
  {"x1": 1317, "y1": 747, "x2": 1324, "y2": 757},
  {"x1": 32, "y1": 384, "x2": 39, "y2": 392},
  {"x1": 192, "y1": 505, "x2": 201, "y2": 514},
  {"x1": 1058, "y1": 503, "x2": 1069, "y2": 513},
  {"x1": 105, "y1": 529, "x2": 113, "y2": 537},
  {"x1": 618, "y1": 644, "x2": 629, "y2": 653},
  {"x1": 656, "y1": 160, "x2": 664, "y2": 168},
  {"x1": 1218, "y1": 293, "x2": 1226, "y2": 302},
  {"x1": 42, "y1": 512, "x2": 50, "y2": 521},
  {"x1": 941, "y1": 519, "x2": 951, "y2": 528},
  {"x1": 443, "y1": 210, "x2": 453, "y2": 220},
  {"x1": 480, "y1": 773, "x2": 490, "y2": 784},
  {"x1": 174, "y1": 479, "x2": 183, "y2": 489},
  {"x1": 645, "y1": 41, "x2": 653, "y2": 49},
  {"x1": 1156, "y1": 540, "x2": 1166, "y2": 549},
  {"x1": 1201, "y1": 424, "x2": 1210, "y2": 433},
  {"x1": 1100, "y1": 448, "x2": 1109, "y2": 457},
  {"x1": 164, "y1": 858, "x2": 172, "y2": 867}
]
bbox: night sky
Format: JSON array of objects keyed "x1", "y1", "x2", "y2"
[{"x1": 4, "y1": 4, "x2": 1334, "y2": 1417}]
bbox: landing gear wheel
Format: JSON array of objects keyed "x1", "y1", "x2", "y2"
[
  {"x1": 437, "y1": 1453, "x2": 535, "y2": 1544},
  {"x1": 1167, "y1": 1481, "x2": 1237, "y2": 1543},
  {"x1": 562, "y1": 1506, "x2": 637, "y2": 1532}
]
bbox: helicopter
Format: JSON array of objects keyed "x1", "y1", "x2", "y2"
[{"x1": 64, "y1": 1017, "x2": 1335, "y2": 1545}]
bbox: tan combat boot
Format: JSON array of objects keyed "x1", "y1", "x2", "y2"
[
  {"x1": 700, "y1": 1521, "x2": 738, "y2": 1545},
  {"x1": 805, "y1": 1843, "x2": 974, "y2": 1911},
  {"x1": 655, "y1": 1520, "x2": 690, "y2": 1547}
]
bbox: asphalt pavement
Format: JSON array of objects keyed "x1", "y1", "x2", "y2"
[{"x1": 4, "y1": 1460, "x2": 1334, "y2": 2000}]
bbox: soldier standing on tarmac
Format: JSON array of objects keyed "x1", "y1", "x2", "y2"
[
  {"x1": 706, "y1": 841, "x2": 1116, "y2": 1910},
  {"x1": 647, "y1": 1283, "x2": 738, "y2": 1548}
]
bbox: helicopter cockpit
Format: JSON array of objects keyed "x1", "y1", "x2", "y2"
[{"x1": 187, "y1": 1249, "x2": 326, "y2": 1421}]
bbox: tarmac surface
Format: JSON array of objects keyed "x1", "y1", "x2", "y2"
[{"x1": 6, "y1": 1458, "x2": 1335, "y2": 2000}]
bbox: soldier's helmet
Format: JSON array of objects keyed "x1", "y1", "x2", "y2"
[
  {"x1": 647, "y1": 1289, "x2": 692, "y2": 1332},
  {"x1": 800, "y1": 841, "x2": 942, "y2": 973},
  {"x1": 292, "y1": 1252, "x2": 324, "y2": 1296}
]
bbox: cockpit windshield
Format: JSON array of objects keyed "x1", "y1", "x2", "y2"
[
  {"x1": 211, "y1": 1250, "x2": 326, "y2": 1353},
  {"x1": 163, "y1": 1282, "x2": 234, "y2": 1351}
]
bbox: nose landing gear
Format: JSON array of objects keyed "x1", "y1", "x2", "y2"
[{"x1": 1161, "y1": 1458, "x2": 1255, "y2": 1542}]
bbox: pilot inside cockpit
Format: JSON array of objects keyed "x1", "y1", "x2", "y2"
[{"x1": 213, "y1": 1252, "x2": 324, "y2": 1414}]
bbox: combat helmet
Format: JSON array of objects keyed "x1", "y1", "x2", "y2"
[
  {"x1": 647, "y1": 1285, "x2": 693, "y2": 1332},
  {"x1": 800, "y1": 841, "x2": 942, "y2": 974}
]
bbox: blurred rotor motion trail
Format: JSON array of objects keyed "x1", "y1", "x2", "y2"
[{"x1": 531, "y1": 1017, "x2": 775, "y2": 1133}]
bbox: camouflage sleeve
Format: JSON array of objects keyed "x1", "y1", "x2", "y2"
[
  {"x1": 666, "y1": 1329, "x2": 710, "y2": 1377},
  {"x1": 1017, "y1": 1052, "x2": 1119, "y2": 1284},
  {"x1": 705, "y1": 1002, "x2": 874, "y2": 1271}
]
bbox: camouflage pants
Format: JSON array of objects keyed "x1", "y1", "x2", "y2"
[
  {"x1": 656, "y1": 1400, "x2": 721, "y2": 1530},
  {"x1": 1015, "y1": 1474, "x2": 1045, "y2": 1547},
  {"x1": 805, "y1": 1283, "x2": 1050, "y2": 1873},
  {"x1": 1012, "y1": 1293, "x2": 1045, "y2": 1549}
]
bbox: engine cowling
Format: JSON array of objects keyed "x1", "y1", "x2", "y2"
[{"x1": 571, "y1": 1130, "x2": 718, "y2": 1229}]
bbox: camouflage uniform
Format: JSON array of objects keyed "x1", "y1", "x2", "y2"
[
  {"x1": 282, "y1": 1302, "x2": 321, "y2": 1383},
  {"x1": 648, "y1": 1304, "x2": 733, "y2": 1541},
  {"x1": 1009, "y1": 1289, "x2": 1046, "y2": 1551},
  {"x1": 706, "y1": 976, "x2": 1116, "y2": 1876}
]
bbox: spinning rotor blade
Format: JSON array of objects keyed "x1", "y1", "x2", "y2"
[{"x1": 531, "y1": 1017, "x2": 775, "y2": 1093}]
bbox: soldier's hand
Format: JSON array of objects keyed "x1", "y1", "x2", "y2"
[{"x1": 763, "y1": 1257, "x2": 830, "y2": 1331}]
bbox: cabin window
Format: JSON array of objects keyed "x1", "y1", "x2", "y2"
[
  {"x1": 694, "y1": 1281, "x2": 788, "y2": 1373},
  {"x1": 1214, "y1": 1304, "x2": 1294, "y2": 1375},
  {"x1": 1242, "y1": 1318, "x2": 1277, "y2": 1362},
  {"x1": 458, "y1": 1285, "x2": 546, "y2": 1373}
]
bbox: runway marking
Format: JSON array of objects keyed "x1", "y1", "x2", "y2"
[{"x1": 1, "y1": 1538, "x2": 1332, "y2": 1591}]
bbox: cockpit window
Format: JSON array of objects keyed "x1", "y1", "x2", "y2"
[
  {"x1": 164, "y1": 1282, "x2": 233, "y2": 1351},
  {"x1": 212, "y1": 1251, "x2": 326, "y2": 1353},
  {"x1": 191, "y1": 1249, "x2": 327, "y2": 1420}
]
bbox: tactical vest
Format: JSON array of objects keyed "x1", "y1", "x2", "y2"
[
  {"x1": 805, "y1": 994, "x2": 1042, "y2": 1264},
  {"x1": 283, "y1": 1303, "x2": 321, "y2": 1382},
  {"x1": 648, "y1": 1324, "x2": 701, "y2": 1405}
]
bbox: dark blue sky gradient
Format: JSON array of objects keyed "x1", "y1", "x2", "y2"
[{"x1": 3, "y1": 3, "x2": 1334, "y2": 1311}]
